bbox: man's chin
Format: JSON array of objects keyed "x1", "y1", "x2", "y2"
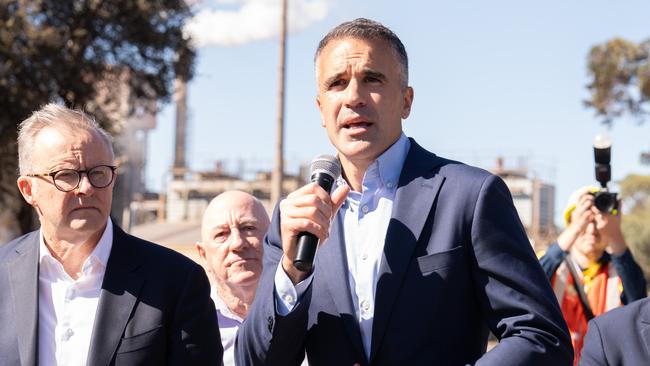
[
  {"x1": 580, "y1": 243, "x2": 606, "y2": 259},
  {"x1": 70, "y1": 219, "x2": 100, "y2": 229},
  {"x1": 337, "y1": 143, "x2": 382, "y2": 163},
  {"x1": 227, "y1": 272, "x2": 261, "y2": 287},
  {"x1": 66, "y1": 218, "x2": 107, "y2": 237}
]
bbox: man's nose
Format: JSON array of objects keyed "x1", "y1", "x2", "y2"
[
  {"x1": 586, "y1": 221, "x2": 597, "y2": 233},
  {"x1": 75, "y1": 173, "x2": 94, "y2": 196},
  {"x1": 344, "y1": 79, "x2": 366, "y2": 108},
  {"x1": 228, "y1": 230, "x2": 247, "y2": 250}
]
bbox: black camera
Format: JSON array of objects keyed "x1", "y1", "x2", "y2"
[
  {"x1": 591, "y1": 190, "x2": 618, "y2": 214},
  {"x1": 592, "y1": 135, "x2": 618, "y2": 214}
]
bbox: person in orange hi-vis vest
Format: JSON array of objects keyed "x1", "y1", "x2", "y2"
[{"x1": 539, "y1": 186, "x2": 646, "y2": 365}]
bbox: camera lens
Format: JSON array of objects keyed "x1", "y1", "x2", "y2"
[{"x1": 593, "y1": 191, "x2": 617, "y2": 213}]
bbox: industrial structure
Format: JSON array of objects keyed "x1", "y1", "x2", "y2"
[
  {"x1": 491, "y1": 157, "x2": 556, "y2": 250},
  {"x1": 164, "y1": 165, "x2": 306, "y2": 222}
]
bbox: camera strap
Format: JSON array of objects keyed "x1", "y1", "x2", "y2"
[{"x1": 564, "y1": 255, "x2": 595, "y2": 320}]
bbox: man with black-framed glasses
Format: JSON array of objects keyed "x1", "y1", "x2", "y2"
[
  {"x1": 0, "y1": 103, "x2": 222, "y2": 366},
  {"x1": 26, "y1": 165, "x2": 117, "y2": 192}
]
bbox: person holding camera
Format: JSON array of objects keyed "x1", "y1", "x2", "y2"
[{"x1": 539, "y1": 185, "x2": 646, "y2": 365}]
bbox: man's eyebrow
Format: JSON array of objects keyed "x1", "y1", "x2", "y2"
[
  {"x1": 363, "y1": 69, "x2": 387, "y2": 81},
  {"x1": 209, "y1": 218, "x2": 259, "y2": 233},
  {"x1": 321, "y1": 68, "x2": 387, "y2": 88},
  {"x1": 322, "y1": 71, "x2": 346, "y2": 88},
  {"x1": 46, "y1": 158, "x2": 79, "y2": 171},
  {"x1": 238, "y1": 219, "x2": 260, "y2": 226},
  {"x1": 209, "y1": 224, "x2": 230, "y2": 235}
]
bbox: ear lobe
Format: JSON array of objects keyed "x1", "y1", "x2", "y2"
[
  {"x1": 16, "y1": 176, "x2": 36, "y2": 206},
  {"x1": 401, "y1": 87, "x2": 414, "y2": 119},
  {"x1": 316, "y1": 96, "x2": 326, "y2": 127},
  {"x1": 196, "y1": 241, "x2": 206, "y2": 259},
  {"x1": 195, "y1": 242, "x2": 210, "y2": 270}
]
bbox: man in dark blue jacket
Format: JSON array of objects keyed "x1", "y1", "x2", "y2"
[
  {"x1": 580, "y1": 297, "x2": 650, "y2": 365},
  {"x1": 236, "y1": 18, "x2": 573, "y2": 366}
]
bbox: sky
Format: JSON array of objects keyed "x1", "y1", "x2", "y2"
[{"x1": 146, "y1": 0, "x2": 650, "y2": 225}]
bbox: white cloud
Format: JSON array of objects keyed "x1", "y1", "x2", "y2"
[{"x1": 185, "y1": 0, "x2": 334, "y2": 47}]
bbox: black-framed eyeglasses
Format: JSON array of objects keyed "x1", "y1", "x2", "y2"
[{"x1": 27, "y1": 165, "x2": 117, "y2": 192}]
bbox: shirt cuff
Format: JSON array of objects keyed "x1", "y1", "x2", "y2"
[{"x1": 274, "y1": 258, "x2": 314, "y2": 316}]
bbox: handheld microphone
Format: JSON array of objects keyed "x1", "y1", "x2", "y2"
[{"x1": 293, "y1": 155, "x2": 341, "y2": 272}]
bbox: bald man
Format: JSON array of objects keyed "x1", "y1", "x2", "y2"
[{"x1": 196, "y1": 191, "x2": 270, "y2": 366}]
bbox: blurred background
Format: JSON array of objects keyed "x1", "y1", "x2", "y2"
[{"x1": 1, "y1": 0, "x2": 650, "y2": 274}]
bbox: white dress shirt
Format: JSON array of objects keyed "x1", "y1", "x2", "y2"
[
  {"x1": 212, "y1": 288, "x2": 244, "y2": 366},
  {"x1": 38, "y1": 219, "x2": 113, "y2": 366},
  {"x1": 275, "y1": 134, "x2": 410, "y2": 359},
  {"x1": 213, "y1": 287, "x2": 309, "y2": 366}
]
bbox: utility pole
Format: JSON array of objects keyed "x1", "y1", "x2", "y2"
[
  {"x1": 173, "y1": 77, "x2": 187, "y2": 180},
  {"x1": 271, "y1": 0, "x2": 287, "y2": 205},
  {"x1": 172, "y1": 77, "x2": 188, "y2": 220}
]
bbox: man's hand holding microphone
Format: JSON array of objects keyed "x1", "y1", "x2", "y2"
[{"x1": 279, "y1": 155, "x2": 350, "y2": 284}]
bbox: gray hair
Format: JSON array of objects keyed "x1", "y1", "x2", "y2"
[
  {"x1": 17, "y1": 103, "x2": 114, "y2": 175},
  {"x1": 314, "y1": 18, "x2": 409, "y2": 88}
]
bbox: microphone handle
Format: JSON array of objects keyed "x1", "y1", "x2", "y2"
[
  {"x1": 292, "y1": 172, "x2": 336, "y2": 272},
  {"x1": 293, "y1": 233, "x2": 319, "y2": 272}
]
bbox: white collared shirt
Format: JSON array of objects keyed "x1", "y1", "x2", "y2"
[
  {"x1": 38, "y1": 219, "x2": 113, "y2": 366},
  {"x1": 213, "y1": 287, "x2": 309, "y2": 366},
  {"x1": 275, "y1": 134, "x2": 410, "y2": 360},
  {"x1": 211, "y1": 288, "x2": 244, "y2": 366}
]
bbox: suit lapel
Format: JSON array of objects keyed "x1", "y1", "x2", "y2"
[
  {"x1": 86, "y1": 225, "x2": 144, "y2": 366},
  {"x1": 369, "y1": 140, "x2": 445, "y2": 362},
  {"x1": 319, "y1": 211, "x2": 367, "y2": 361},
  {"x1": 8, "y1": 233, "x2": 40, "y2": 366},
  {"x1": 640, "y1": 300, "x2": 650, "y2": 360}
]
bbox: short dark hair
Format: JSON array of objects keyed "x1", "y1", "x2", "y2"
[{"x1": 314, "y1": 18, "x2": 409, "y2": 87}]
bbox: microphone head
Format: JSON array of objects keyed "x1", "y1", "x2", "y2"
[{"x1": 310, "y1": 154, "x2": 341, "y2": 179}]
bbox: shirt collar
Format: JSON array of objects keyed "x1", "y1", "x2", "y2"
[
  {"x1": 373, "y1": 133, "x2": 410, "y2": 189},
  {"x1": 211, "y1": 287, "x2": 244, "y2": 323},
  {"x1": 336, "y1": 133, "x2": 410, "y2": 192},
  {"x1": 39, "y1": 218, "x2": 114, "y2": 270}
]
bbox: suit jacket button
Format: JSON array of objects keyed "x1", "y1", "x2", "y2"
[{"x1": 267, "y1": 316, "x2": 274, "y2": 332}]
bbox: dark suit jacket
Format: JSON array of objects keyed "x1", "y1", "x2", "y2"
[
  {"x1": 579, "y1": 297, "x2": 650, "y2": 365},
  {"x1": 0, "y1": 223, "x2": 223, "y2": 366},
  {"x1": 236, "y1": 139, "x2": 573, "y2": 366}
]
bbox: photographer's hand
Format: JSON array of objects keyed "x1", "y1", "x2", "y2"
[
  {"x1": 557, "y1": 193, "x2": 594, "y2": 251},
  {"x1": 593, "y1": 200, "x2": 627, "y2": 255}
]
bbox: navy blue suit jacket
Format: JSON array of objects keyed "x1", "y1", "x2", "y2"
[
  {"x1": 0, "y1": 223, "x2": 222, "y2": 366},
  {"x1": 236, "y1": 139, "x2": 572, "y2": 365},
  {"x1": 580, "y1": 297, "x2": 650, "y2": 365}
]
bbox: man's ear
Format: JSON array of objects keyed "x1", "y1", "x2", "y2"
[
  {"x1": 401, "y1": 86, "x2": 414, "y2": 119},
  {"x1": 195, "y1": 241, "x2": 209, "y2": 270},
  {"x1": 316, "y1": 96, "x2": 326, "y2": 127},
  {"x1": 17, "y1": 176, "x2": 37, "y2": 206}
]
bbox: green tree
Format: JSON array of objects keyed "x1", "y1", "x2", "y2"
[
  {"x1": 585, "y1": 38, "x2": 650, "y2": 125},
  {"x1": 620, "y1": 174, "x2": 650, "y2": 284},
  {"x1": 0, "y1": 0, "x2": 195, "y2": 239}
]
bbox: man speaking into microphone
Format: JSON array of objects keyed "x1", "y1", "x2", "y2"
[{"x1": 237, "y1": 18, "x2": 572, "y2": 365}]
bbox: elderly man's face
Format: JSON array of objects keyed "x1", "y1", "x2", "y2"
[
  {"x1": 17, "y1": 127, "x2": 114, "y2": 242},
  {"x1": 316, "y1": 37, "x2": 413, "y2": 166},
  {"x1": 198, "y1": 193, "x2": 268, "y2": 288}
]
